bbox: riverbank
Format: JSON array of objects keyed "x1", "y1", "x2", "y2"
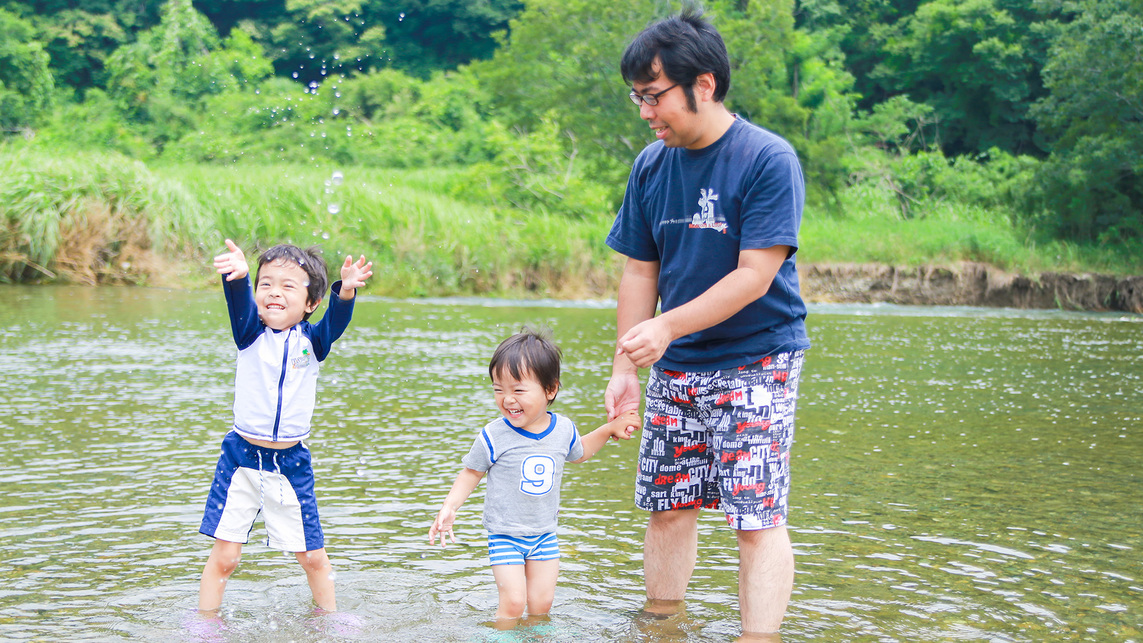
[
  {"x1": 43, "y1": 257, "x2": 1143, "y2": 314},
  {"x1": 802, "y1": 262, "x2": 1143, "y2": 313}
]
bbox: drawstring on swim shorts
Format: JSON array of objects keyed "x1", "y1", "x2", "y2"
[
  {"x1": 255, "y1": 450, "x2": 266, "y2": 511},
  {"x1": 273, "y1": 452, "x2": 283, "y2": 506}
]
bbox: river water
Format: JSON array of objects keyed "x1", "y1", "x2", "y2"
[{"x1": 1, "y1": 286, "x2": 1140, "y2": 642}]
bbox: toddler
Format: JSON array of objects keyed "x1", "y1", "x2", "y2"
[{"x1": 429, "y1": 328, "x2": 641, "y2": 622}]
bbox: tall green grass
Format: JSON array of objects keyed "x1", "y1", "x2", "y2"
[
  {"x1": 153, "y1": 163, "x2": 623, "y2": 296},
  {"x1": 2, "y1": 148, "x2": 1138, "y2": 293},
  {"x1": 803, "y1": 182, "x2": 1143, "y2": 276}
]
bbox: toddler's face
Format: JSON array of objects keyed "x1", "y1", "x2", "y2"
[
  {"x1": 492, "y1": 368, "x2": 558, "y2": 433},
  {"x1": 254, "y1": 260, "x2": 318, "y2": 330}
]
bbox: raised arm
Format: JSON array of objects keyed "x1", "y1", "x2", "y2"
[
  {"x1": 337, "y1": 254, "x2": 373, "y2": 300},
  {"x1": 616, "y1": 245, "x2": 789, "y2": 369},
  {"x1": 214, "y1": 239, "x2": 261, "y2": 347},
  {"x1": 213, "y1": 238, "x2": 249, "y2": 281},
  {"x1": 572, "y1": 410, "x2": 641, "y2": 464},
  {"x1": 428, "y1": 467, "x2": 485, "y2": 548}
]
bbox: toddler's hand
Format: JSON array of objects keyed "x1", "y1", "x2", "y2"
[
  {"x1": 213, "y1": 239, "x2": 249, "y2": 281},
  {"x1": 429, "y1": 507, "x2": 457, "y2": 548},
  {"x1": 608, "y1": 409, "x2": 642, "y2": 440}
]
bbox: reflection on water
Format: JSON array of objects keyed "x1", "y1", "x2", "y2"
[{"x1": 1, "y1": 286, "x2": 1140, "y2": 641}]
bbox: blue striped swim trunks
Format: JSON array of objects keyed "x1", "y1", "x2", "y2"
[{"x1": 487, "y1": 532, "x2": 559, "y2": 566}]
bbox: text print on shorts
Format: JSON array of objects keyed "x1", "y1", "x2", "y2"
[{"x1": 634, "y1": 350, "x2": 805, "y2": 530}]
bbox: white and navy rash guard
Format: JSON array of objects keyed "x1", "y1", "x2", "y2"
[{"x1": 222, "y1": 274, "x2": 354, "y2": 442}]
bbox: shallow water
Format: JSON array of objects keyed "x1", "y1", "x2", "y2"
[{"x1": 1, "y1": 287, "x2": 1140, "y2": 642}]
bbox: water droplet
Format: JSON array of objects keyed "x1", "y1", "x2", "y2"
[
  {"x1": 328, "y1": 204, "x2": 340, "y2": 215},
  {"x1": 331, "y1": 171, "x2": 344, "y2": 185},
  {"x1": 322, "y1": 231, "x2": 331, "y2": 239}
]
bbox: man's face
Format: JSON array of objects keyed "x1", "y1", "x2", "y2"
[{"x1": 631, "y1": 73, "x2": 705, "y2": 149}]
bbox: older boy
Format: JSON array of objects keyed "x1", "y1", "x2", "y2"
[{"x1": 198, "y1": 239, "x2": 372, "y2": 612}]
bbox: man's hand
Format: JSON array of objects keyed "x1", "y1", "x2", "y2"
[
  {"x1": 213, "y1": 239, "x2": 249, "y2": 281},
  {"x1": 605, "y1": 370, "x2": 642, "y2": 420},
  {"x1": 617, "y1": 316, "x2": 673, "y2": 369},
  {"x1": 338, "y1": 254, "x2": 373, "y2": 299}
]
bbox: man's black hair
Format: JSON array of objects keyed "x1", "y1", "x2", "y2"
[
  {"x1": 620, "y1": 6, "x2": 731, "y2": 112},
  {"x1": 489, "y1": 327, "x2": 562, "y2": 405},
  {"x1": 256, "y1": 244, "x2": 328, "y2": 320}
]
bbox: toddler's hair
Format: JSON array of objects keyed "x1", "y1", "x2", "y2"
[
  {"x1": 256, "y1": 244, "x2": 328, "y2": 319},
  {"x1": 489, "y1": 327, "x2": 562, "y2": 404}
]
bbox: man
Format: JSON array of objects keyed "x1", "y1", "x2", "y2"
[{"x1": 604, "y1": 8, "x2": 810, "y2": 637}]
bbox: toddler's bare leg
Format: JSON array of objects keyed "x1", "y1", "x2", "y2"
[
  {"x1": 491, "y1": 564, "x2": 527, "y2": 623},
  {"x1": 523, "y1": 558, "x2": 560, "y2": 615}
]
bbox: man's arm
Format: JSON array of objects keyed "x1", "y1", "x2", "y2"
[
  {"x1": 616, "y1": 245, "x2": 789, "y2": 369},
  {"x1": 605, "y1": 257, "x2": 660, "y2": 419}
]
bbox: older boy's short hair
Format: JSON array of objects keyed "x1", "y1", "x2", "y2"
[
  {"x1": 489, "y1": 327, "x2": 562, "y2": 404},
  {"x1": 621, "y1": 6, "x2": 731, "y2": 111},
  {"x1": 256, "y1": 244, "x2": 328, "y2": 320}
]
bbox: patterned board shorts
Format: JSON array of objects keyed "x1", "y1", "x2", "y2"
[
  {"x1": 635, "y1": 350, "x2": 806, "y2": 530},
  {"x1": 487, "y1": 532, "x2": 560, "y2": 566}
]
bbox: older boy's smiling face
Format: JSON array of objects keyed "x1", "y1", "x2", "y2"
[{"x1": 255, "y1": 260, "x2": 318, "y2": 330}]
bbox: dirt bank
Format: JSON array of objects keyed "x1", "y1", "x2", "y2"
[{"x1": 802, "y1": 262, "x2": 1143, "y2": 313}]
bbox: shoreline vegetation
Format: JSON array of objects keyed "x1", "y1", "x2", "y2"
[{"x1": 2, "y1": 151, "x2": 1140, "y2": 313}]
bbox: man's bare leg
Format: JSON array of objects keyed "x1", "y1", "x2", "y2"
[
  {"x1": 736, "y1": 525, "x2": 794, "y2": 635},
  {"x1": 643, "y1": 508, "x2": 700, "y2": 609}
]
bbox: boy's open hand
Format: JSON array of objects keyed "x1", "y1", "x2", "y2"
[
  {"x1": 606, "y1": 409, "x2": 642, "y2": 441},
  {"x1": 213, "y1": 239, "x2": 249, "y2": 281},
  {"x1": 338, "y1": 254, "x2": 373, "y2": 299},
  {"x1": 429, "y1": 507, "x2": 457, "y2": 548}
]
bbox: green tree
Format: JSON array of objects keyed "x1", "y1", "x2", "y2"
[
  {"x1": 466, "y1": 0, "x2": 652, "y2": 197},
  {"x1": 104, "y1": 0, "x2": 272, "y2": 149},
  {"x1": 0, "y1": 8, "x2": 54, "y2": 130},
  {"x1": 1029, "y1": 0, "x2": 1143, "y2": 242},
  {"x1": 870, "y1": 0, "x2": 1051, "y2": 156},
  {"x1": 0, "y1": 0, "x2": 165, "y2": 95}
]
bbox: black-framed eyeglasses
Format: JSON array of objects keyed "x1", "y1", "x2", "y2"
[{"x1": 629, "y1": 83, "x2": 679, "y2": 107}]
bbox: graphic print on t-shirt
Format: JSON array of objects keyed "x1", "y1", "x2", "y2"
[
  {"x1": 519, "y1": 454, "x2": 556, "y2": 495},
  {"x1": 689, "y1": 188, "x2": 727, "y2": 233}
]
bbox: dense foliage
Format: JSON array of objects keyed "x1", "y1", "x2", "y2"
[{"x1": 0, "y1": 0, "x2": 1140, "y2": 262}]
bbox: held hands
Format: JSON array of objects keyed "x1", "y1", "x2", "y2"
[
  {"x1": 428, "y1": 506, "x2": 457, "y2": 548},
  {"x1": 605, "y1": 370, "x2": 642, "y2": 420},
  {"x1": 605, "y1": 409, "x2": 642, "y2": 441},
  {"x1": 616, "y1": 317, "x2": 673, "y2": 369},
  {"x1": 213, "y1": 239, "x2": 249, "y2": 281},
  {"x1": 338, "y1": 254, "x2": 373, "y2": 299}
]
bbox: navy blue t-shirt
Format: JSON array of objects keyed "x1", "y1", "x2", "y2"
[{"x1": 606, "y1": 117, "x2": 811, "y2": 371}]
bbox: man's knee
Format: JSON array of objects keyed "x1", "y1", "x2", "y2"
[{"x1": 648, "y1": 508, "x2": 701, "y2": 530}]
